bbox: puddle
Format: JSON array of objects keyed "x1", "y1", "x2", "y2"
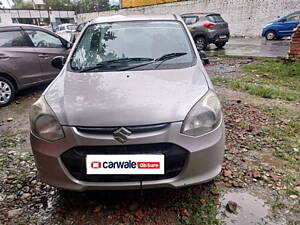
[{"x1": 218, "y1": 191, "x2": 279, "y2": 225}]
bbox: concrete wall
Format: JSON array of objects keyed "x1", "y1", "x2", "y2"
[{"x1": 77, "y1": 0, "x2": 300, "y2": 37}]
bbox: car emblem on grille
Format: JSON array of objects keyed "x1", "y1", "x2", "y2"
[{"x1": 113, "y1": 127, "x2": 132, "y2": 143}]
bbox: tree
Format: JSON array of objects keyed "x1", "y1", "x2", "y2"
[
  {"x1": 44, "y1": 0, "x2": 75, "y2": 10},
  {"x1": 13, "y1": 0, "x2": 34, "y2": 9},
  {"x1": 11, "y1": 0, "x2": 111, "y2": 13},
  {"x1": 74, "y1": 0, "x2": 110, "y2": 13}
]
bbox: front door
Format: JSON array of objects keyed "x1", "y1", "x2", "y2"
[
  {"x1": 279, "y1": 14, "x2": 300, "y2": 37},
  {"x1": 0, "y1": 27, "x2": 43, "y2": 87},
  {"x1": 24, "y1": 28, "x2": 69, "y2": 80}
]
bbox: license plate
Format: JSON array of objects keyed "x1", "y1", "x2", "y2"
[
  {"x1": 219, "y1": 35, "x2": 227, "y2": 39},
  {"x1": 86, "y1": 154, "x2": 165, "y2": 175}
]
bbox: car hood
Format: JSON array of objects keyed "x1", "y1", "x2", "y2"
[{"x1": 45, "y1": 65, "x2": 209, "y2": 127}]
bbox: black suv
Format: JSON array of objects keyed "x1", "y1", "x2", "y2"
[{"x1": 181, "y1": 13, "x2": 230, "y2": 50}]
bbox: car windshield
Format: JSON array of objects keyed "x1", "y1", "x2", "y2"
[{"x1": 70, "y1": 21, "x2": 195, "y2": 72}]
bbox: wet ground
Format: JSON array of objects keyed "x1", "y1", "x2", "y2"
[
  {"x1": 206, "y1": 37, "x2": 290, "y2": 58},
  {"x1": 218, "y1": 191, "x2": 274, "y2": 225},
  {"x1": 0, "y1": 58, "x2": 299, "y2": 224}
]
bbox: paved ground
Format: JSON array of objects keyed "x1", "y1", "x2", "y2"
[{"x1": 206, "y1": 37, "x2": 291, "y2": 58}]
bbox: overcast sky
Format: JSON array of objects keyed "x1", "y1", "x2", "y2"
[
  {"x1": 109, "y1": 0, "x2": 120, "y2": 6},
  {"x1": 1, "y1": 0, "x2": 13, "y2": 8}
]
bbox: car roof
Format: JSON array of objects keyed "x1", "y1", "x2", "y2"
[
  {"x1": 91, "y1": 14, "x2": 178, "y2": 24},
  {"x1": 278, "y1": 11, "x2": 300, "y2": 20},
  {"x1": 288, "y1": 11, "x2": 300, "y2": 16},
  {"x1": 0, "y1": 23, "x2": 41, "y2": 28},
  {"x1": 181, "y1": 12, "x2": 220, "y2": 17}
]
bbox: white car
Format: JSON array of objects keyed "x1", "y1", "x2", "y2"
[{"x1": 56, "y1": 23, "x2": 77, "y2": 41}]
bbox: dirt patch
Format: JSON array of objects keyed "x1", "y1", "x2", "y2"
[
  {"x1": 0, "y1": 85, "x2": 45, "y2": 153},
  {"x1": 206, "y1": 57, "x2": 254, "y2": 79}
]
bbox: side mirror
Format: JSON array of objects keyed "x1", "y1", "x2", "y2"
[
  {"x1": 199, "y1": 50, "x2": 210, "y2": 65},
  {"x1": 66, "y1": 42, "x2": 73, "y2": 49},
  {"x1": 51, "y1": 56, "x2": 66, "y2": 70}
]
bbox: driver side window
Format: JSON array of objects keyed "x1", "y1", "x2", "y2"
[
  {"x1": 286, "y1": 15, "x2": 299, "y2": 22},
  {"x1": 26, "y1": 30, "x2": 63, "y2": 48}
]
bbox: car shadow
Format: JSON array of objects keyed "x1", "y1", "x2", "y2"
[
  {"x1": 45, "y1": 182, "x2": 217, "y2": 224},
  {"x1": 15, "y1": 83, "x2": 49, "y2": 102}
]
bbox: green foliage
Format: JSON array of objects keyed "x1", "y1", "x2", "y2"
[
  {"x1": 244, "y1": 59, "x2": 300, "y2": 79},
  {"x1": 11, "y1": 0, "x2": 114, "y2": 13},
  {"x1": 74, "y1": 0, "x2": 110, "y2": 13},
  {"x1": 261, "y1": 106, "x2": 300, "y2": 168},
  {"x1": 213, "y1": 59, "x2": 300, "y2": 103},
  {"x1": 13, "y1": 0, "x2": 34, "y2": 9},
  {"x1": 178, "y1": 185, "x2": 221, "y2": 225},
  {"x1": 44, "y1": 0, "x2": 75, "y2": 10}
]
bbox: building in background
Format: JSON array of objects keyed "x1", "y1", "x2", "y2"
[{"x1": 0, "y1": 8, "x2": 75, "y2": 29}]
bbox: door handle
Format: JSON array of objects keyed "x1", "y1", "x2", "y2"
[
  {"x1": 0, "y1": 56, "x2": 10, "y2": 60},
  {"x1": 38, "y1": 54, "x2": 50, "y2": 58}
]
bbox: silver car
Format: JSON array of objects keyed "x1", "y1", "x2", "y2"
[{"x1": 30, "y1": 15, "x2": 225, "y2": 191}]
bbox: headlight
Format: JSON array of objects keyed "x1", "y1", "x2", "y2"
[
  {"x1": 30, "y1": 96, "x2": 64, "y2": 141},
  {"x1": 181, "y1": 90, "x2": 222, "y2": 136}
]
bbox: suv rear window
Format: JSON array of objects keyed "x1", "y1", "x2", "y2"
[
  {"x1": 206, "y1": 15, "x2": 225, "y2": 23},
  {"x1": 182, "y1": 16, "x2": 198, "y2": 25},
  {"x1": 0, "y1": 31, "x2": 29, "y2": 47}
]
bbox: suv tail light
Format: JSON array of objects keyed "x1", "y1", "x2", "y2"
[{"x1": 204, "y1": 23, "x2": 215, "y2": 28}]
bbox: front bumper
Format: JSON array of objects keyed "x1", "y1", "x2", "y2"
[
  {"x1": 262, "y1": 28, "x2": 268, "y2": 37},
  {"x1": 30, "y1": 121, "x2": 225, "y2": 191}
]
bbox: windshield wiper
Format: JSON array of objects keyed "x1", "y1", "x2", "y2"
[
  {"x1": 155, "y1": 52, "x2": 187, "y2": 61},
  {"x1": 118, "y1": 52, "x2": 187, "y2": 71},
  {"x1": 79, "y1": 57, "x2": 154, "y2": 72}
]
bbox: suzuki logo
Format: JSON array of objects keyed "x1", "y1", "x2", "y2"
[{"x1": 113, "y1": 127, "x2": 132, "y2": 143}]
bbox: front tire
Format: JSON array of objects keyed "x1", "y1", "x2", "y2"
[
  {"x1": 265, "y1": 31, "x2": 276, "y2": 40},
  {"x1": 0, "y1": 77, "x2": 15, "y2": 107},
  {"x1": 195, "y1": 36, "x2": 208, "y2": 51}
]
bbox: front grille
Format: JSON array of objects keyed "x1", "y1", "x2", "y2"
[
  {"x1": 61, "y1": 143, "x2": 188, "y2": 182},
  {"x1": 76, "y1": 123, "x2": 169, "y2": 135}
]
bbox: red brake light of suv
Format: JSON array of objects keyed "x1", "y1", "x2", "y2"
[{"x1": 204, "y1": 23, "x2": 215, "y2": 28}]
